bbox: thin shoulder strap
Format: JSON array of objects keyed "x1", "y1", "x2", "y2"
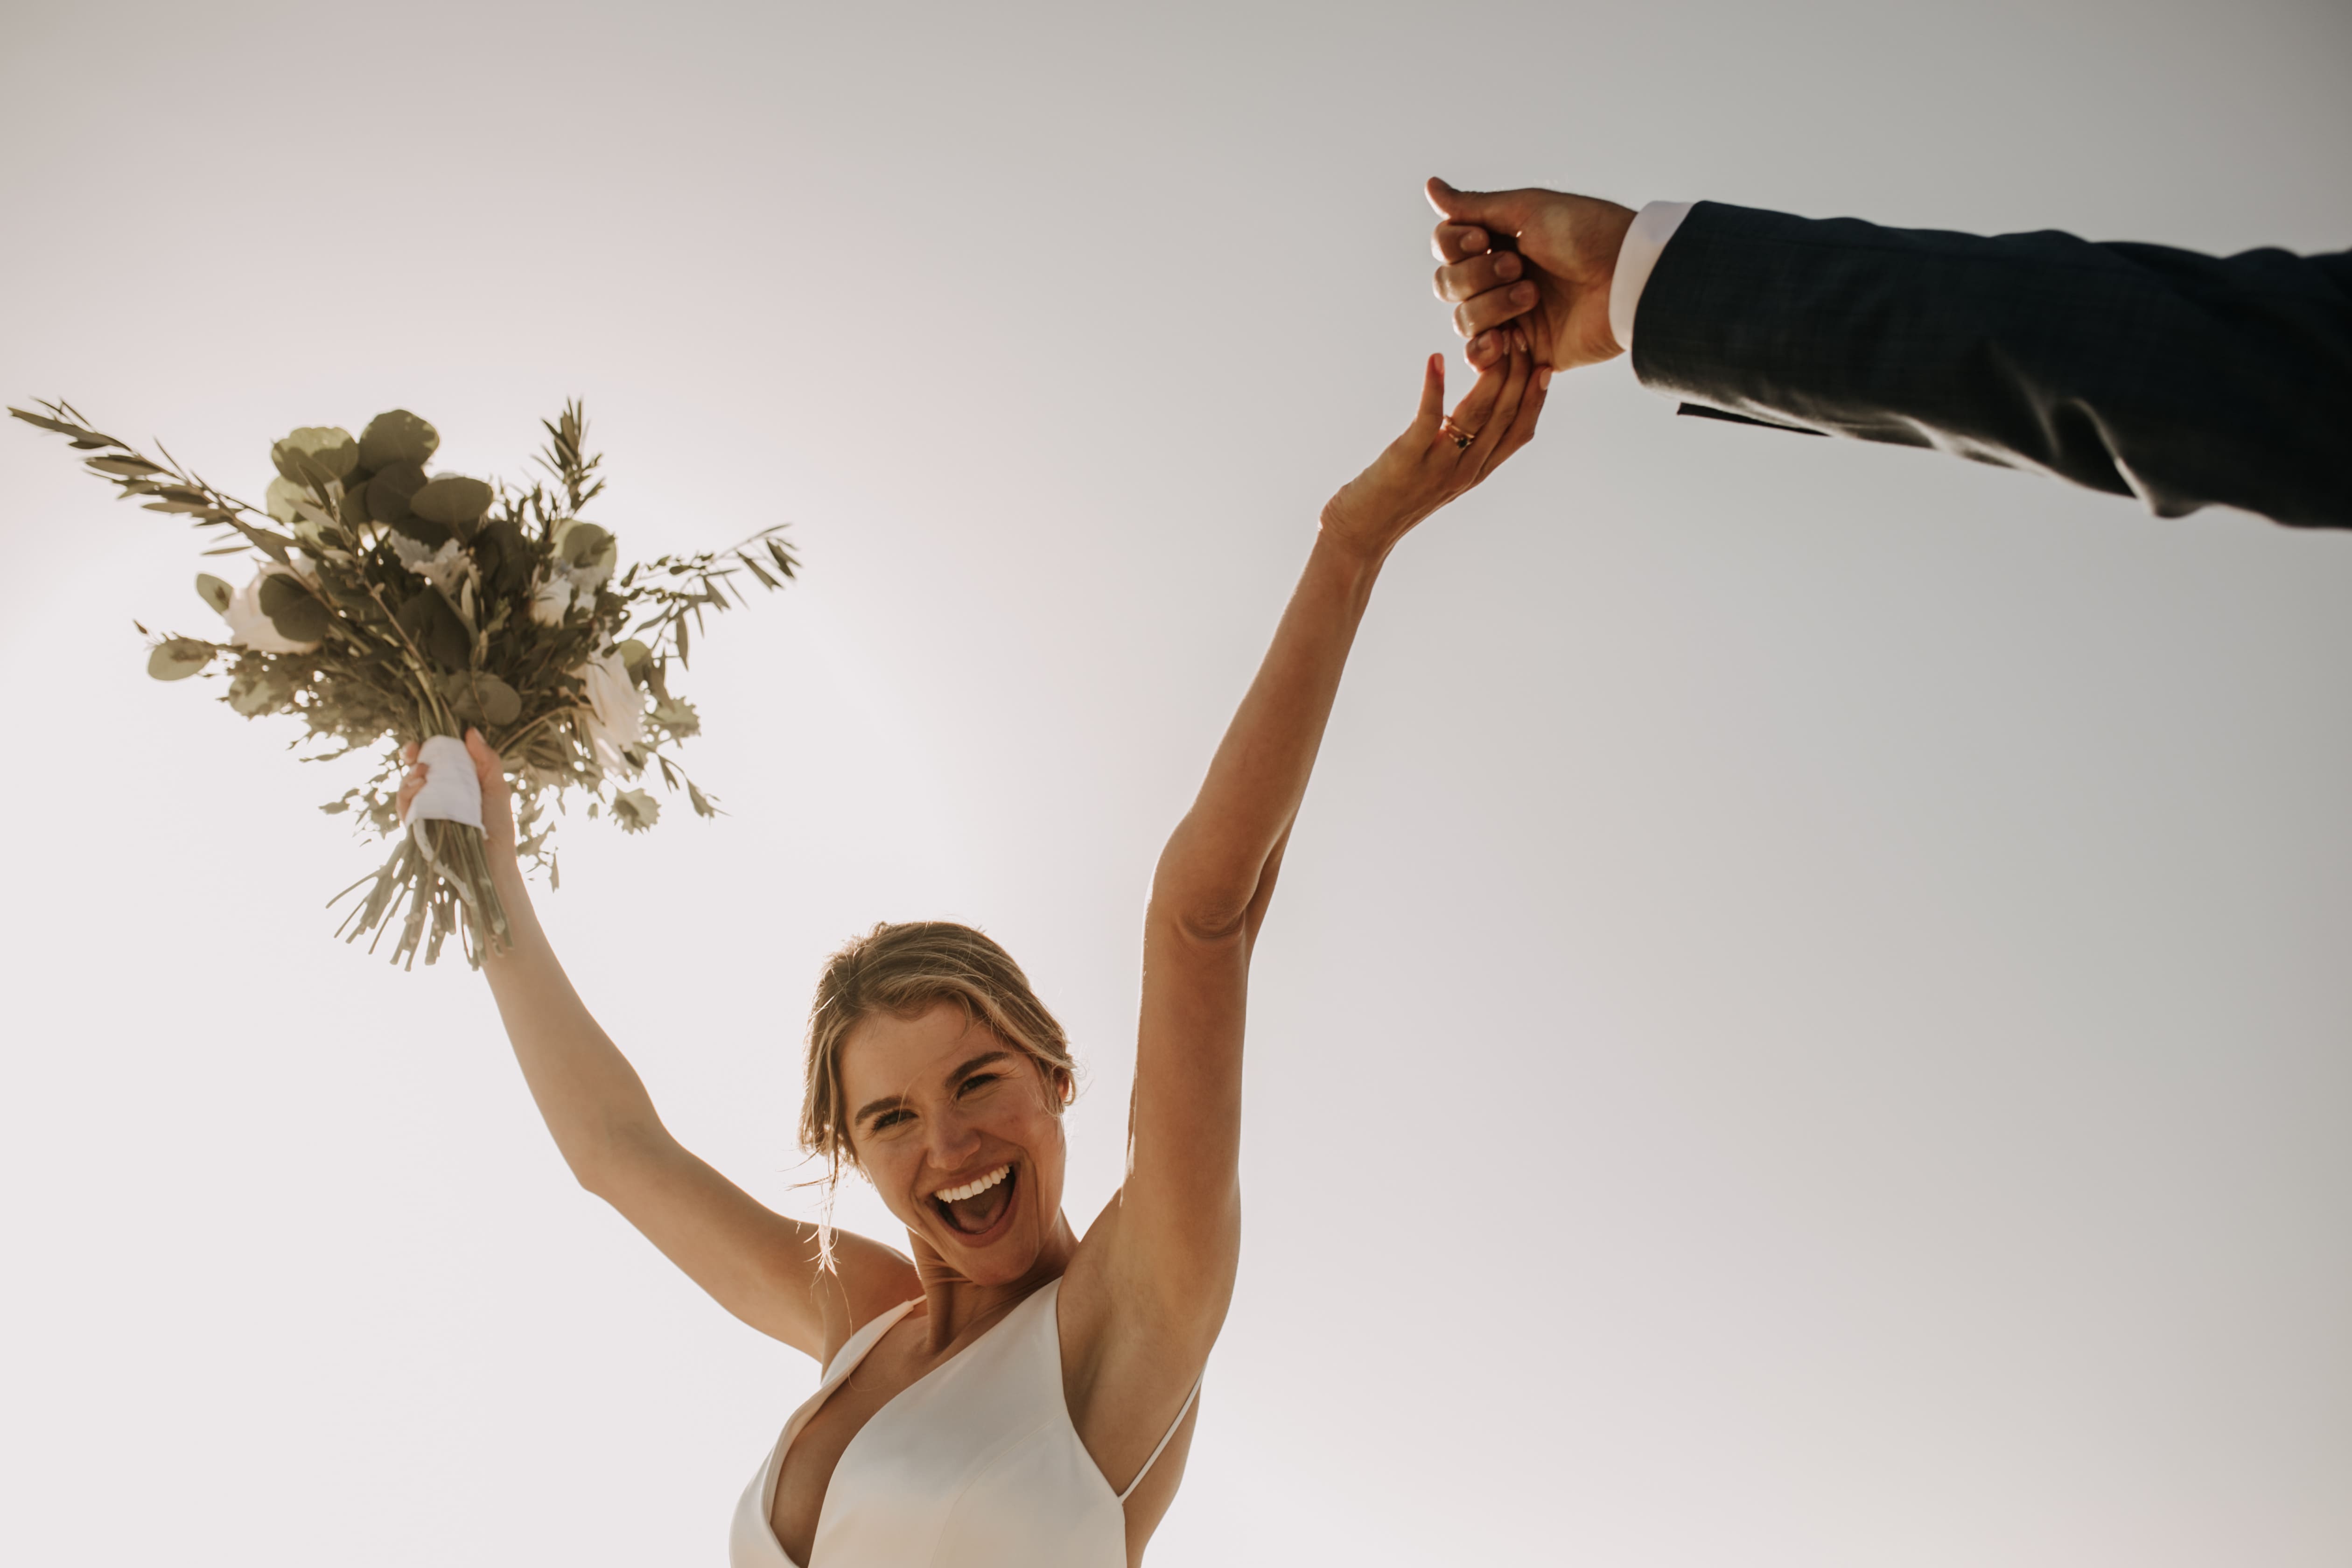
[{"x1": 1115, "y1": 1375, "x2": 1203, "y2": 1503}]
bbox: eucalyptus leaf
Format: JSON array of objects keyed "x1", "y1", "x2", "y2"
[
  {"x1": 441, "y1": 669, "x2": 522, "y2": 728},
  {"x1": 357, "y1": 409, "x2": 439, "y2": 470},
  {"x1": 87, "y1": 455, "x2": 165, "y2": 477},
  {"x1": 560, "y1": 522, "x2": 613, "y2": 569},
  {"x1": 196, "y1": 574, "x2": 233, "y2": 616},
  {"x1": 366, "y1": 460, "x2": 429, "y2": 531},
  {"x1": 409, "y1": 475, "x2": 494, "y2": 535},
  {"x1": 271, "y1": 426, "x2": 359, "y2": 485},
  {"x1": 147, "y1": 639, "x2": 213, "y2": 680},
  {"x1": 474, "y1": 517, "x2": 531, "y2": 598},
  {"x1": 259, "y1": 574, "x2": 330, "y2": 643},
  {"x1": 396, "y1": 586, "x2": 471, "y2": 670}
]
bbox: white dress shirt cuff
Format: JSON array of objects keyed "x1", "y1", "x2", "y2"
[{"x1": 1607, "y1": 200, "x2": 1695, "y2": 359}]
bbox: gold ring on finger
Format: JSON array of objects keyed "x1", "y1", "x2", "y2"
[{"x1": 1441, "y1": 417, "x2": 1478, "y2": 450}]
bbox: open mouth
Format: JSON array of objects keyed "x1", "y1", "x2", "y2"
[{"x1": 931, "y1": 1163, "x2": 1016, "y2": 1239}]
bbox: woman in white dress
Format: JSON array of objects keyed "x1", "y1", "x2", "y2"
[{"x1": 403, "y1": 340, "x2": 1546, "y2": 1565}]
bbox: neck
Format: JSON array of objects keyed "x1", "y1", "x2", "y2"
[{"x1": 907, "y1": 1208, "x2": 1080, "y2": 1352}]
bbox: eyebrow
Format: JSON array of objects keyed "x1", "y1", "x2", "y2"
[{"x1": 852, "y1": 1050, "x2": 1015, "y2": 1129}]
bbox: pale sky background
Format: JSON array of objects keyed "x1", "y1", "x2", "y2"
[{"x1": 2, "y1": 1, "x2": 2348, "y2": 1564}]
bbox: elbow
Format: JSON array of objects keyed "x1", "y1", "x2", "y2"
[
  {"x1": 566, "y1": 1145, "x2": 621, "y2": 1201},
  {"x1": 1149, "y1": 848, "x2": 1258, "y2": 948},
  {"x1": 561, "y1": 1113, "x2": 663, "y2": 1203}
]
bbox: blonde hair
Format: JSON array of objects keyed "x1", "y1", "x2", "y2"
[{"x1": 799, "y1": 922, "x2": 1076, "y2": 1254}]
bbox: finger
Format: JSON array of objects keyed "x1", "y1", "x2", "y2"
[
  {"x1": 1412, "y1": 352, "x2": 1445, "y2": 437},
  {"x1": 1432, "y1": 249, "x2": 1523, "y2": 303},
  {"x1": 397, "y1": 764, "x2": 428, "y2": 816},
  {"x1": 1444, "y1": 352, "x2": 1516, "y2": 450},
  {"x1": 1452, "y1": 281, "x2": 1540, "y2": 342},
  {"x1": 1483, "y1": 363, "x2": 1551, "y2": 473},
  {"x1": 1466, "y1": 345, "x2": 1538, "y2": 480},
  {"x1": 1424, "y1": 177, "x2": 1530, "y2": 235},
  {"x1": 402, "y1": 741, "x2": 419, "y2": 764},
  {"x1": 1430, "y1": 221, "x2": 1491, "y2": 266}
]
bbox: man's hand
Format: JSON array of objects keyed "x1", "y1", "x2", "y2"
[{"x1": 1428, "y1": 178, "x2": 1637, "y2": 372}]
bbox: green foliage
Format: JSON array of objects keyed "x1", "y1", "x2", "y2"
[
  {"x1": 15, "y1": 396, "x2": 800, "y2": 967},
  {"x1": 441, "y1": 668, "x2": 523, "y2": 727},
  {"x1": 259, "y1": 573, "x2": 330, "y2": 643},
  {"x1": 357, "y1": 409, "x2": 438, "y2": 470},
  {"x1": 147, "y1": 638, "x2": 214, "y2": 680},
  {"x1": 409, "y1": 475, "x2": 494, "y2": 536},
  {"x1": 272, "y1": 427, "x2": 359, "y2": 486},
  {"x1": 367, "y1": 461, "x2": 432, "y2": 536}
]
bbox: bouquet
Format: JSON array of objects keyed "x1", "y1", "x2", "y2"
[{"x1": 14, "y1": 399, "x2": 798, "y2": 968}]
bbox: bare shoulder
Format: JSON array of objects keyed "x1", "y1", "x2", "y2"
[{"x1": 816, "y1": 1227, "x2": 924, "y2": 1364}]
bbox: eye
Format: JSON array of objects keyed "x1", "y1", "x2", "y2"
[
  {"x1": 870, "y1": 1109, "x2": 913, "y2": 1132},
  {"x1": 958, "y1": 1073, "x2": 1001, "y2": 1097}
]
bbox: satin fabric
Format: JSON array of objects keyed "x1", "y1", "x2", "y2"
[{"x1": 729, "y1": 1280, "x2": 1188, "y2": 1568}]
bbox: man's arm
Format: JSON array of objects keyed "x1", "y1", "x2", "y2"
[
  {"x1": 1430, "y1": 181, "x2": 2352, "y2": 529},
  {"x1": 1635, "y1": 203, "x2": 2352, "y2": 528}
]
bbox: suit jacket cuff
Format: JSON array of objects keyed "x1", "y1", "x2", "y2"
[{"x1": 1608, "y1": 200, "x2": 1695, "y2": 357}]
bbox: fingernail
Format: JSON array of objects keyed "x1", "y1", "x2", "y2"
[
  {"x1": 1496, "y1": 253, "x2": 1521, "y2": 280},
  {"x1": 1513, "y1": 282, "x2": 1537, "y2": 305},
  {"x1": 1539, "y1": 368, "x2": 1554, "y2": 390}
]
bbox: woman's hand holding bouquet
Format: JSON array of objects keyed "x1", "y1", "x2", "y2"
[{"x1": 14, "y1": 398, "x2": 799, "y2": 968}]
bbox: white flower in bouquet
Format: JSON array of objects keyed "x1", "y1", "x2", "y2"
[
  {"x1": 529, "y1": 573, "x2": 577, "y2": 626},
  {"x1": 578, "y1": 649, "x2": 644, "y2": 774},
  {"x1": 224, "y1": 564, "x2": 324, "y2": 653},
  {"x1": 392, "y1": 534, "x2": 479, "y2": 601}
]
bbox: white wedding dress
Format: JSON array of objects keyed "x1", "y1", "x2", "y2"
[{"x1": 729, "y1": 1280, "x2": 1198, "y2": 1568}]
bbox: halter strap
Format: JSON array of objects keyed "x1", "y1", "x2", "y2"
[{"x1": 1115, "y1": 1375, "x2": 1203, "y2": 1503}]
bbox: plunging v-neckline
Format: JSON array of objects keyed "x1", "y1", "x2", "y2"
[{"x1": 764, "y1": 1288, "x2": 1039, "y2": 1567}]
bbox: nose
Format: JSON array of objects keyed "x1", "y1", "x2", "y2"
[{"x1": 924, "y1": 1104, "x2": 983, "y2": 1174}]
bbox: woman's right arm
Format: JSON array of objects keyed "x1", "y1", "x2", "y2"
[{"x1": 405, "y1": 733, "x2": 920, "y2": 1361}]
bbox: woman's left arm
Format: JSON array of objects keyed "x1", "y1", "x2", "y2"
[{"x1": 1068, "y1": 345, "x2": 1547, "y2": 1431}]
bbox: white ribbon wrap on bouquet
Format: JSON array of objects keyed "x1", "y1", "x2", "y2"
[{"x1": 402, "y1": 734, "x2": 483, "y2": 839}]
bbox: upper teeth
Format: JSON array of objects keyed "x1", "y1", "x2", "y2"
[{"x1": 938, "y1": 1165, "x2": 1010, "y2": 1203}]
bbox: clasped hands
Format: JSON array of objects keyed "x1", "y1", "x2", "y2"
[{"x1": 1320, "y1": 178, "x2": 1633, "y2": 561}]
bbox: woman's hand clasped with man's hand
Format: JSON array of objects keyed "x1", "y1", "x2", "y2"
[{"x1": 1319, "y1": 334, "x2": 1550, "y2": 567}]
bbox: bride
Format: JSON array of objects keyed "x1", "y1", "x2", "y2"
[{"x1": 402, "y1": 338, "x2": 1545, "y2": 1565}]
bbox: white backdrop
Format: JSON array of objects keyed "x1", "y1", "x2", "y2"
[{"x1": 2, "y1": 1, "x2": 2347, "y2": 1564}]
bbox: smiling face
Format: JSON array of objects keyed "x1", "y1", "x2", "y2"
[{"x1": 840, "y1": 1000, "x2": 1072, "y2": 1286}]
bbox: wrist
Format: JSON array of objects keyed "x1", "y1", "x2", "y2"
[{"x1": 1308, "y1": 519, "x2": 1389, "y2": 596}]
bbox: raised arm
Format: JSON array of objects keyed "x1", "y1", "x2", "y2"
[
  {"x1": 403, "y1": 733, "x2": 917, "y2": 1362},
  {"x1": 1061, "y1": 346, "x2": 1547, "y2": 1456}
]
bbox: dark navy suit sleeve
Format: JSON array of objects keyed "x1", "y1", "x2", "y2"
[{"x1": 1629, "y1": 201, "x2": 2352, "y2": 529}]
